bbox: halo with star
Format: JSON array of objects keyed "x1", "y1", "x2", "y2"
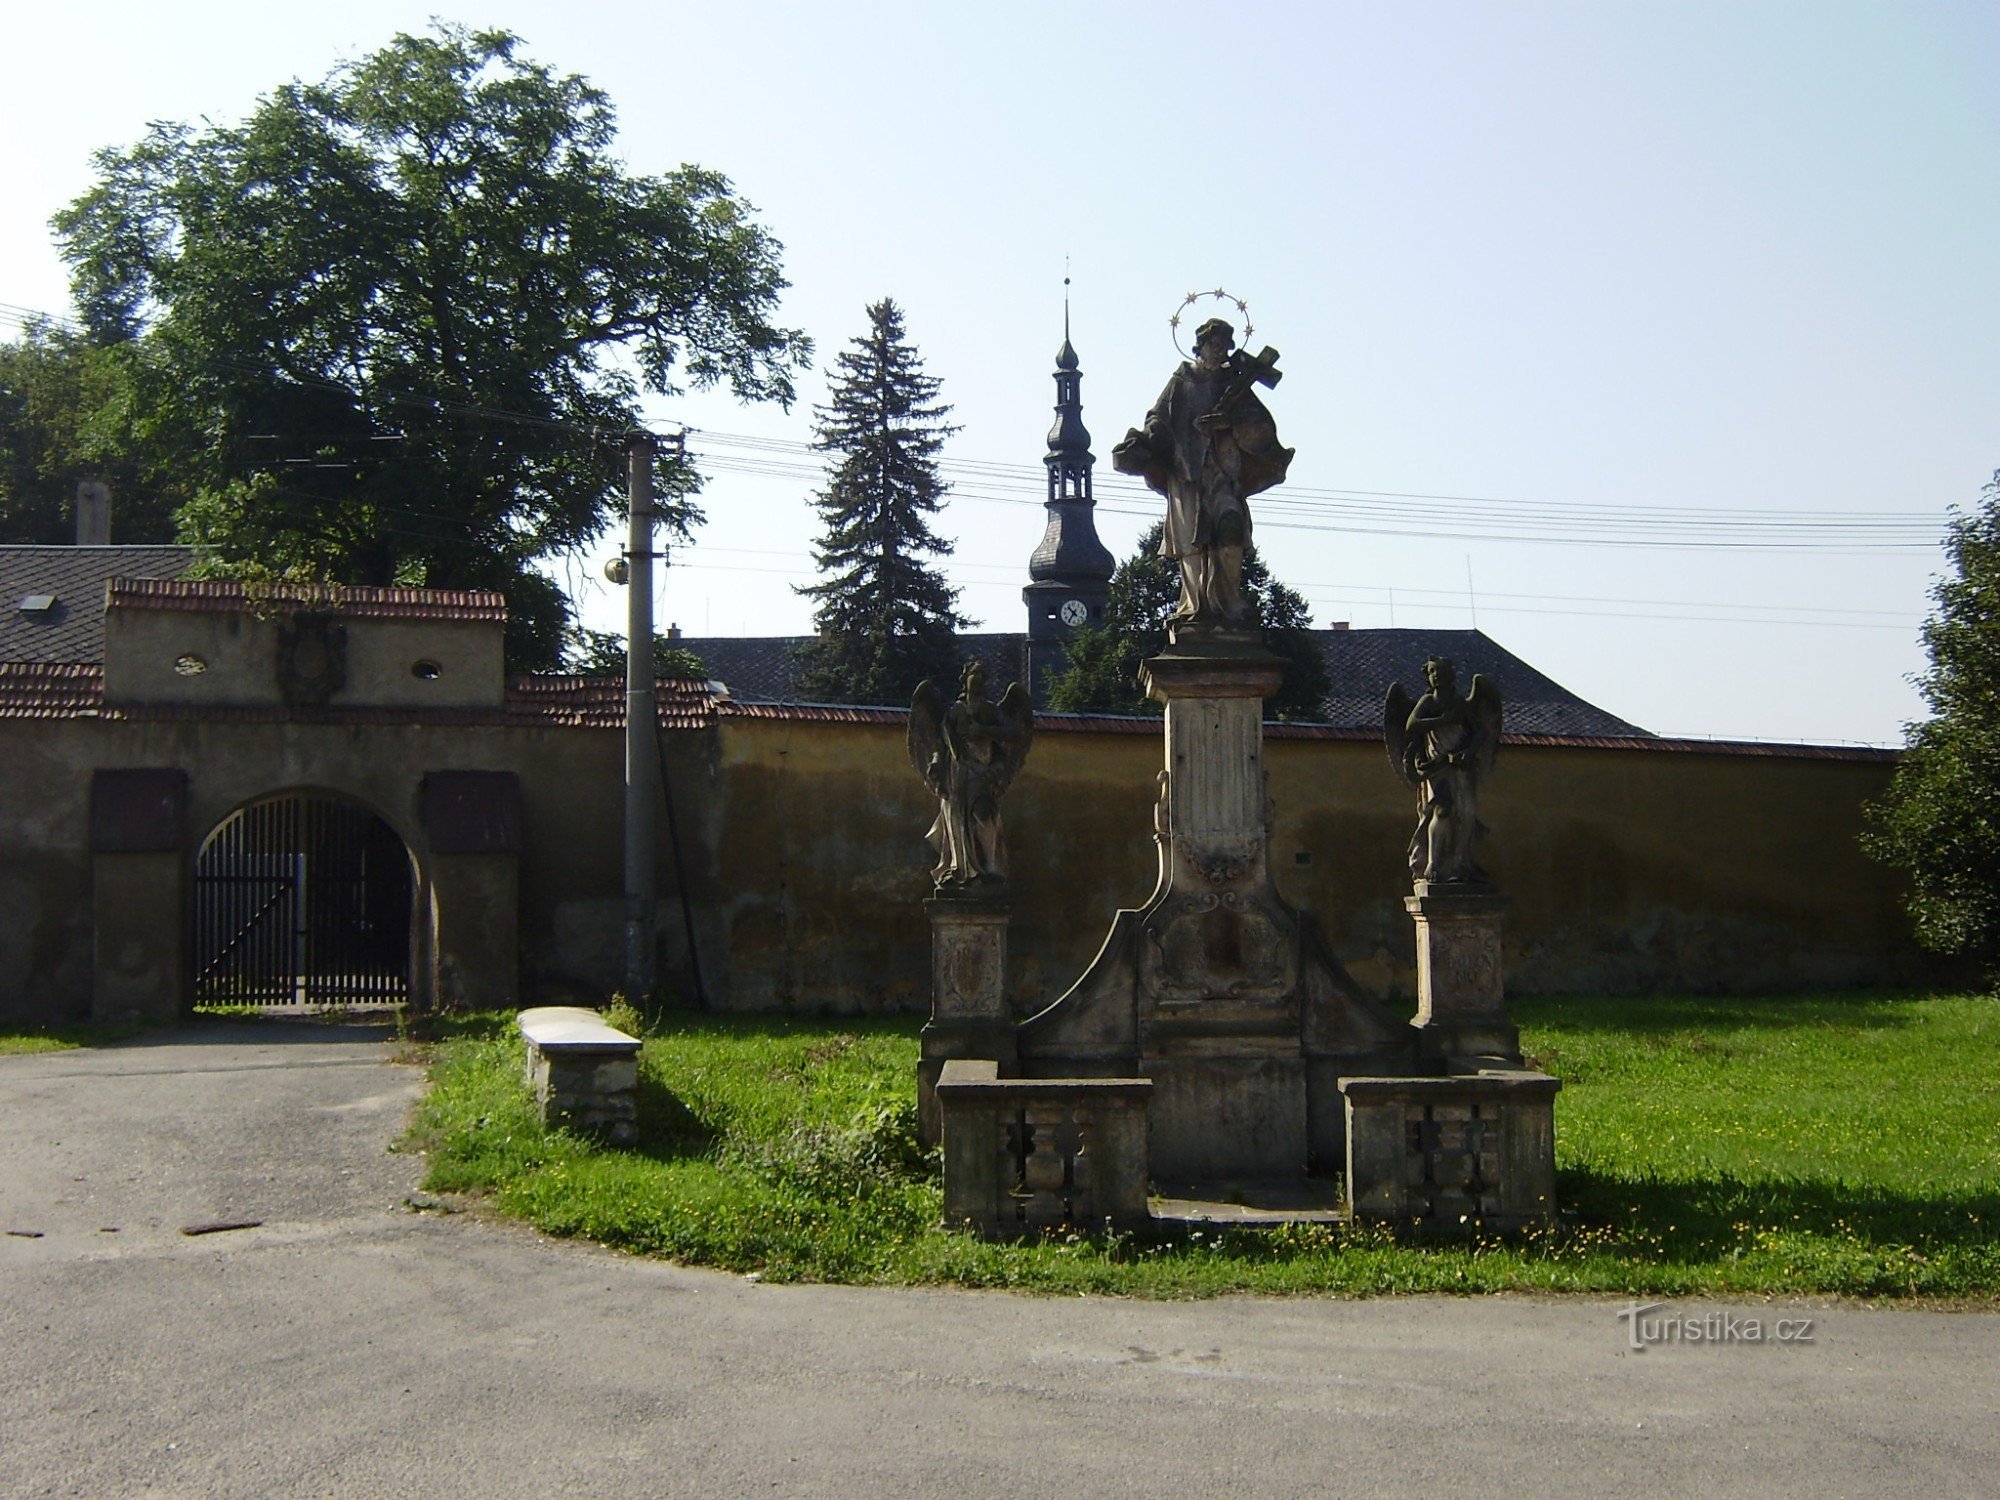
[{"x1": 1169, "y1": 287, "x2": 1254, "y2": 360}]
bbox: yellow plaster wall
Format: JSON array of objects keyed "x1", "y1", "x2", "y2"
[
  {"x1": 0, "y1": 705, "x2": 1924, "y2": 1027},
  {"x1": 707, "y1": 717, "x2": 1922, "y2": 1012}
]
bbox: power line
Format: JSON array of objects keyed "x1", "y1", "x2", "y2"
[{"x1": 4, "y1": 297, "x2": 1950, "y2": 556}]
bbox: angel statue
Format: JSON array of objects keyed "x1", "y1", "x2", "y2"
[
  {"x1": 909, "y1": 662, "x2": 1034, "y2": 890},
  {"x1": 1384, "y1": 657, "x2": 1503, "y2": 886}
]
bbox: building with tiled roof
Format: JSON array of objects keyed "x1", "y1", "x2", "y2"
[
  {"x1": 661, "y1": 625, "x2": 1651, "y2": 739},
  {"x1": 0, "y1": 545, "x2": 195, "y2": 663}
]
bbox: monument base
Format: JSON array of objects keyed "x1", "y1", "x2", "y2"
[
  {"x1": 1340, "y1": 1070, "x2": 1561, "y2": 1230},
  {"x1": 1406, "y1": 887, "x2": 1523, "y2": 1067},
  {"x1": 919, "y1": 893, "x2": 1017, "y2": 1148},
  {"x1": 1015, "y1": 640, "x2": 1413, "y2": 1184}
]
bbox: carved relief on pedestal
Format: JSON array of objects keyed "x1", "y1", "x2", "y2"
[
  {"x1": 927, "y1": 896, "x2": 1012, "y2": 1023},
  {"x1": 1425, "y1": 919, "x2": 1504, "y2": 1013},
  {"x1": 934, "y1": 922, "x2": 1003, "y2": 1019},
  {"x1": 1141, "y1": 886, "x2": 1297, "y2": 1004}
]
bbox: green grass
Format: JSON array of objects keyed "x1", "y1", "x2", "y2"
[
  {"x1": 0, "y1": 1020, "x2": 156, "y2": 1055},
  {"x1": 404, "y1": 992, "x2": 2000, "y2": 1299}
]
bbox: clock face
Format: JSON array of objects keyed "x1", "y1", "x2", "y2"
[{"x1": 1059, "y1": 598, "x2": 1090, "y2": 627}]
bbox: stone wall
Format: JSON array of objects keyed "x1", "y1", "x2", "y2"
[
  {"x1": 704, "y1": 715, "x2": 1924, "y2": 1012},
  {"x1": 0, "y1": 701, "x2": 1922, "y2": 1027},
  {"x1": 0, "y1": 712, "x2": 713, "y2": 1026}
]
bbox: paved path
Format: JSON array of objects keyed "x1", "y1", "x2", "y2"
[{"x1": 1, "y1": 1023, "x2": 1995, "y2": 1499}]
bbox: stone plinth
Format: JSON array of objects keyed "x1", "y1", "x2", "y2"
[
  {"x1": 1406, "y1": 886, "x2": 1521, "y2": 1065},
  {"x1": 1339, "y1": 1070, "x2": 1560, "y2": 1230},
  {"x1": 935, "y1": 1060, "x2": 1152, "y2": 1236},
  {"x1": 1017, "y1": 629, "x2": 1411, "y2": 1183},
  {"x1": 518, "y1": 1005, "x2": 641, "y2": 1146},
  {"x1": 919, "y1": 894, "x2": 1018, "y2": 1148}
]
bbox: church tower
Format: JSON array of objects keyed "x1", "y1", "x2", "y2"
[{"x1": 1022, "y1": 310, "x2": 1114, "y2": 704}]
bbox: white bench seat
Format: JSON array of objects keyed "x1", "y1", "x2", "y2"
[
  {"x1": 518, "y1": 1006, "x2": 641, "y2": 1145},
  {"x1": 518, "y1": 1005, "x2": 643, "y2": 1054}
]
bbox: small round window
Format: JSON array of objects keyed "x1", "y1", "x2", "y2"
[
  {"x1": 174, "y1": 654, "x2": 208, "y2": 677},
  {"x1": 411, "y1": 660, "x2": 443, "y2": 681}
]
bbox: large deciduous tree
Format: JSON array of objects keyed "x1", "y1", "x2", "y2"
[
  {"x1": 0, "y1": 323, "x2": 189, "y2": 544},
  {"x1": 793, "y1": 298, "x2": 965, "y2": 705},
  {"x1": 52, "y1": 24, "x2": 809, "y2": 668},
  {"x1": 1866, "y1": 471, "x2": 2000, "y2": 982},
  {"x1": 1047, "y1": 522, "x2": 1331, "y2": 719}
]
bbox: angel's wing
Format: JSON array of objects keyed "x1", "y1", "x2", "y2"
[
  {"x1": 908, "y1": 679, "x2": 947, "y2": 795},
  {"x1": 1466, "y1": 674, "x2": 1503, "y2": 776},
  {"x1": 1383, "y1": 682, "x2": 1419, "y2": 789},
  {"x1": 991, "y1": 681, "x2": 1035, "y2": 797}
]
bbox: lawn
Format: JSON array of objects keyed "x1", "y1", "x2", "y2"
[
  {"x1": 403, "y1": 991, "x2": 2000, "y2": 1299},
  {"x1": 0, "y1": 1021, "x2": 155, "y2": 1056}
]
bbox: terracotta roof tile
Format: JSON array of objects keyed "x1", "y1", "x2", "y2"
[
  {"x1": 0, "y1": 664, "x2": 720, "y2": 729},
  {"x1": 0, "y1": 661, "x2": 105, "y2": 717},
  {"x1": 713, "y1": 698, "x2": 1893, "y2": 760},
  {"x1": 502, "y1": 675, "x2": 719, "y2": 730},
  {"x1": 104, "y1": 578, "x2": 507, "y2": 621}
]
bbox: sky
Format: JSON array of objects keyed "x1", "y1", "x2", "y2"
[{"x1": 3, "y1": 1, "x2": 1995, "y2": 745}]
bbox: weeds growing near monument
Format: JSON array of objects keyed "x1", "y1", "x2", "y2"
[{"x1": 404, "y1": 992, "x2": 2000, "y2": 1298}]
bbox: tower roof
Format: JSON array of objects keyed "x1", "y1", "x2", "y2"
[{"x1": 1030, "y1": 317, "x2": 1112, "y2": 585}]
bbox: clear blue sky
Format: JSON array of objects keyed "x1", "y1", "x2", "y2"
[{"x1": 5, "y1": 2, "x2": 1995, "y2": 743}]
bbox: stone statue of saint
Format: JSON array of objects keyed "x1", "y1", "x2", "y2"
[
  {"x1": 908, "y1": 662, "x2": 1034, "y2": 889},
  {"x1": 1385, "y1": 657, "x2": 1503, "y2": 885},
  {"x1": 1112, "y1": 317, "x2": 1293, "y2": 627}
]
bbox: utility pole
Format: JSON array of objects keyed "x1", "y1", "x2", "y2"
[{"x1": 622, "y1": 429, "x2": 665, "y2": 1001}]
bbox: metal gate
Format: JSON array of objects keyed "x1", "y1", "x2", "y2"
[{"x1": 193, "y1": 796, "x2": 413, "y2": 1008}]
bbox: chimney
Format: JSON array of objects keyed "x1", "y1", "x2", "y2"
[
  {"x1": 667, "y1": 623, "x2": 682, "y2": 640},
  {"x1": 1330, "y1": 620, "x2": 1350, "y2": 631},
  {"x1": 75, "y1": 481, "x2": 111, "y2": 546}
]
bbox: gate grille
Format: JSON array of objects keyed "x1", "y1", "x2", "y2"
[{"x1": 194, "y1": 796, "x2": 413, "y2": 1008}]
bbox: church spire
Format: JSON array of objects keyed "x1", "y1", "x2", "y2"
[{"x1": 1023, "y1": 281, "x2": 1115, "y2": 704}]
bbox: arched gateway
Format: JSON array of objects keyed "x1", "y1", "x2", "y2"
[{"x1": 193, "y1": 794, "x2": 415, "y2": 1009}]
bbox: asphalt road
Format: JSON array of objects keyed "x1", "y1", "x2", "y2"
[{"x1": 1, "y1": 1022, "x2": 1995, "y2": 1499}]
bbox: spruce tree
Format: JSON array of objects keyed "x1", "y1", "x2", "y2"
[
  {"x1": 1047, "y1": 522, "x2": 1330, "y2": 719},
  {"x1": 794, "y1": 299, "x2": 965, "y2": 704}
]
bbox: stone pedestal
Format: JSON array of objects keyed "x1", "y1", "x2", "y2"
[
  {"x1": 1406, "y1": 886, "x2": 1521, "y2": 1065},
  {"x1": 919, "y1": 893, "x2": 1018, "y2": 1148},
  {"x1": 1016, "y1": 625, "x2": 1411, "y2": 1183},
  {"x1": 1339, "y1": 1070, "x2": 1560, "y2": 1230},
  {"x1": 936, "y1": 1060, "x2": 1153, "y2": 1236}
]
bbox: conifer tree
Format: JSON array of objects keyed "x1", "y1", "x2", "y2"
[
  {"x1": 1047, "y1": 522, "x2": 1330, "y2": 719},
  {"x1": 794, "y1": 299, "x2": 965, "y2": 704}
]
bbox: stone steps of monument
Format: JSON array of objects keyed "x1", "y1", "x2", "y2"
[{"x1": 1149, "y1": 1178, "x2": 1347, "y2": 1228}]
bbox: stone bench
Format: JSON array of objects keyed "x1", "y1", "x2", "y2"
[
  {"x1": 518, "y1": 1006, "x2": 642, "y2": 1146},
  {"x1": 935, "y1": 1060, "x2": 1153, "y2": 1237},
  {"x1": 1338, "y1": 1070, "x2": 1560, "y2": 1230}
]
